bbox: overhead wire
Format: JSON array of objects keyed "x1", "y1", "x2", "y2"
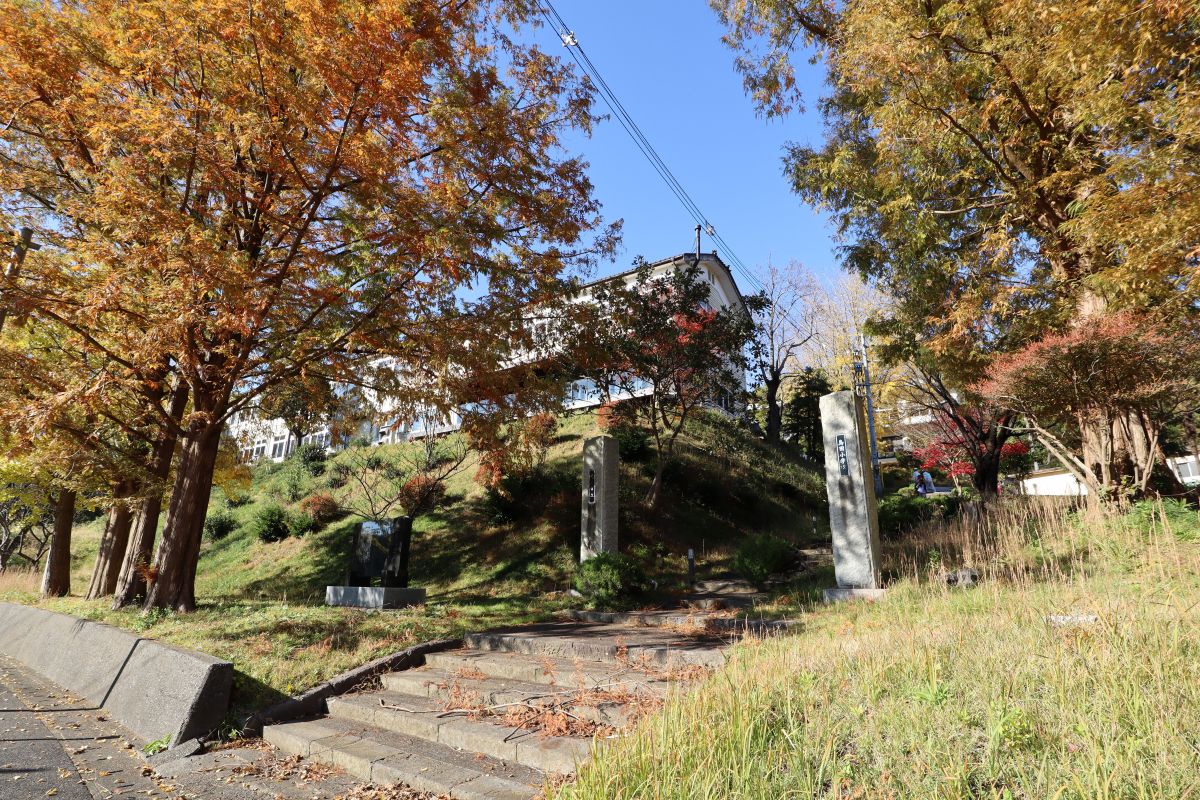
[{"x1": 536, "y1": 0, "x2": 772, "y2": 299}]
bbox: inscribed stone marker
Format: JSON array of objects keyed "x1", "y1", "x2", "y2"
[
  {"x1": 819, "y1": 390, "x2": 883, "y2": 597},
  {"x1": 580, "y1": 435, "x2": 619, "y2": 561}
]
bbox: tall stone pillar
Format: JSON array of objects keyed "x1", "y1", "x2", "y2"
[
  {"x1": 819, "y1": 390, "x2": 883, "y2": 599},
  {"x1": 580, "y1": 436, "x2": 619, "y2": 562}
]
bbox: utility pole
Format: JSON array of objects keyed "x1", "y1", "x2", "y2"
[
  {"x1": 0, "y1": 227, "x2": 39, "y2": 333},
  {"x1": 854, "y1": 332, "x2": 884, "y2": 494}
]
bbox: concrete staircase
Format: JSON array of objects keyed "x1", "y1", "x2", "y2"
[{"x1": 263, "y1": 619, "x2": 732, "y2": 799}]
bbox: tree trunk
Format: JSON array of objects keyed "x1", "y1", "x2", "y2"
[
  {"x1": 41, "y1": 489, "x2": 76, "y2": 598},
  {"x1": 113, "y1": 496, "x2": 162, "y2": 608},
  {"x1": 646, "y1": 458, "x2": 666, "y2": 510},
  {"x1": 86, "y1": 482, "x2": 137, "y2": 599},
  {"x1": 972, "y1": 427, "x2": 1010, "y2": 497},
  {"x1": 86, "y1": 495, "x2": 134, "y2": 599},
  {"x1": 113, "y1": 380, "x2": 188, "y2": 609},
  {"x1": 144, "y1": 425, "x2": 222, "y2": 612},
  {"x1": 764, "y1": 374, "x2": 783, "y2": 443},
  {"x1": 972, "y1": 449, "x2": 1002, "y2": 496}
]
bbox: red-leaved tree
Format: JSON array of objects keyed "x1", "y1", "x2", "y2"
[
  {"x1": 980, "y1": 312, "x2": 1198, "y2": 499},
  {"x1": 570, "y1": 259, "x2": 758, "y2": 508}
]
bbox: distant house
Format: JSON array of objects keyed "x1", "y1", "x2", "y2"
[
  {"x1": 1168, "y1": 453, "x2": 1200, "y2": 486},
  {"x1": 1017, "y1": 453, "x2": 1200, "y2": 496},
  {"x1": 1019, "y1": 467, "x2": 1088, "y2": 497},
  {"x1": 229, "y1": 252, "x2": 749, "y2": 463}
]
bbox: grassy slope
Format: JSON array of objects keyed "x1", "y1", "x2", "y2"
[
  {"x1": 555, "y1": 499, "x2": 1200, "y2": 800},
  {"x1": 0, "y1": 410, "x2": 824, "y2": 728}
]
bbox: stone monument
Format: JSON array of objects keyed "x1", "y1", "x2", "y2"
[
  {"x1": 819, "y1": 390, "x2": 884, "y2": 601},
  {"x1": 325, "y1": 519, "x2": 426, "y2": 609},
  {"x1": 580, "y1": 435, "x2": 619, "y2": 562}
]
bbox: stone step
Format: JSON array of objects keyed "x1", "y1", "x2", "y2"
[
  {"x1": 564, "y1": 609, "x2": 792, "y2": 634},
  {"x1": 382, "y1": 667, "x2": 652, "y2": 729},
  {"x1": 263, "y1": 716, "x2": 545, "y2": 800},
  {"x1": 423, "y1": 649, "x2": 675, "y2": 692},
  {"x1": 464, "y1": 621, "x2": 728, "y2": 668},
  {"x1": 327, "y1": 690, "x2": 594, "y2": 774}
]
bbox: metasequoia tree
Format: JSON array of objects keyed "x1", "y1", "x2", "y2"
[
  {"x1": 0, "y1": 320, "x2": 160, "y2": 598},
  {"x1": 0, "y1": 468, "x2": 54, "y2": 573},
  {"x1": 713, "y1": 0, "x2": 1200, "y2": 488},
  {"x1": 749, "y1": 261, "x2": 817, "y2": 443},
  {"x1": 570, "y1": 260, "x2": 758, "y2": 509},
  {"x1": 0, "y1": 0, "x2": 613, "y2": 610}
]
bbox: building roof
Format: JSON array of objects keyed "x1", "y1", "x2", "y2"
[{"x1": 579, "y1": 252, "x2": 750, "y2": 314}]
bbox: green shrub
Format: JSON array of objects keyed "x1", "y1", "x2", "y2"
[
  {"x1": 251, "y1": 504, "x2": 291, "y2": 543},
  {"x1": 1130, "y1": 499, "x2": 1200, "y2": 541},
  {"x1": 878, "y1": 490, "x2": 964, "y2": 538},
  {"x1": 294, "y1": 442, "x2": 327, "y2": 476},
  {"x1": 575, "y1": 553, "x2": 650, "y2": 609},
  {"x1": 610, "y1": 424, "x2": 651, "y2": 461},
  {"x1": 286, "y1": 510, "x2": 316, "y2": 538},
  {"x1": 203, "y1": 510, "x2": 238, "y2": 541},
  {"x1": 482, "y1": 466, "x2": 572, "y2": 525},
  {"x1": 223, "y1": 489, "x2": 251, "y2": 508},
  {"x1": 733, "y1": 534, "x2": 794, "y2": 589},
  {"x1": 283, "y1": 462, "x2": 307, "y2": 502}
]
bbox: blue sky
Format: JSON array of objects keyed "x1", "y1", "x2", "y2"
[{"x1": 526, "y1": 2, "x2": 840, "y2": 287}]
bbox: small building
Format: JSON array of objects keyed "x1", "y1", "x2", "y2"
[{"x1": 1019, "y1": 467, "x2": 1088, "y2": 497}]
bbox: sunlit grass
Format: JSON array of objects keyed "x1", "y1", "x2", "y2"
[{"x1": 557, "y1": 498, "x2": 1200, "y2": 799}]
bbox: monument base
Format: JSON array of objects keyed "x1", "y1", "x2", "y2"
[
  {"x1": 325, "y1": 586, "x2": 426, "y2": 609},
  {"x1": 822, "y1": 586, "x2": 887, "y2": 604}
]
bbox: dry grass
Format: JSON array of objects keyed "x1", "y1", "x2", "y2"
[
  {"x1": 556, "y1": 497, "x2": 1200, "y2": 799},
  {"x1": 883, "y1": 495, "x2": 1090, "y2": 584},
  {"x1": 0, "y1": 569, "x2": 39, "y2": 596}
]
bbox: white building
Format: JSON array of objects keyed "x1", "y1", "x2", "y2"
[
  {"x1": 229, "y1": 252, "x2": 749, "y2": 462},
  {"x1": 1017, "y1": 454, "x2": 1200, "y2": 497}
]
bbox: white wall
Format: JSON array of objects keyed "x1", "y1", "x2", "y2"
[{"x1": 1020, "y1": 469, "x2": 1088, "y2": 497}]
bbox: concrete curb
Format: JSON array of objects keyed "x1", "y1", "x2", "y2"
[
  {"x1": 241, "y1": 637, "x2": 461, "y2": 738},
  {"x1": 0, "y1": 603, "x2": 232, "y2": 746}
]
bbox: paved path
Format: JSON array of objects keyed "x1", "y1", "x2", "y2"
[
  {"x1": 0, "y1": 653, "x2": 177, "y2": 799},
  {"x1": 0, "y1": 655, "x2": 379, "y2": 800},
  {"x1": 0, "y1": 663, "x2": 93, "y2": 799}
]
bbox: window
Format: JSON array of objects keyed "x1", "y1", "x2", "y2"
[
  {"x1": 270, "y1": 437, "x2": 286, "y2": 459},
  {"x1": 252, "y1": 442, "x2": 267, "y2": 461},
  {"x1": 1177, "y1": 458, "x2": 1199, "y2": 480}
]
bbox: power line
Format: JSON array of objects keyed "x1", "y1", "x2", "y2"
[{"x1": 536, "y1": 1, "x2": 770, "y2": 298}]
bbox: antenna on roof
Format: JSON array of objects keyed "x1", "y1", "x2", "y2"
[{"x1": 694, "y1": 224, "x2": 701, "y2": 264}]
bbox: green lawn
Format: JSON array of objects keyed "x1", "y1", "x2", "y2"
[{"x1": 554, "y1": 498, "x2": 1200, "y2": 799}]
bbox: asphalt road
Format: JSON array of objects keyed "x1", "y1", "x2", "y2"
[{"x1": 0, "y1": 667, "x2": 93, "y2": 800}]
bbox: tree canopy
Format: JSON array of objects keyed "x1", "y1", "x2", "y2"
[{"x1": 0, "y1": 0, "x2": 615, "y2": 608}]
